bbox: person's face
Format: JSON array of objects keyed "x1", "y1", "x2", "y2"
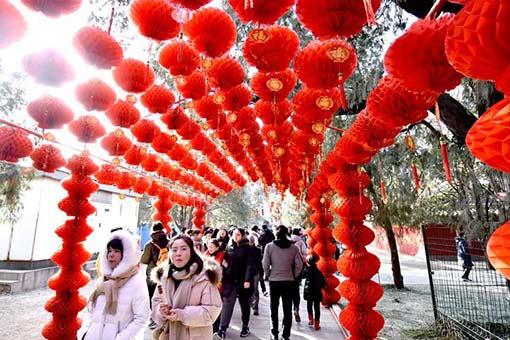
[
  {"x1": 107, "y1": 247, "x2": 122, "y2": 269},
  {"x1": 208, "y1": 241, "x2": 218, "y2": 253},
  {"x1": 170, "y1": 239, "x2": 191, "y2": 268},
  {"x1": 219, "y1": 229, "x2": 227, "y2": 238},
  {"x1": 233, "y1": 229, "x2": 242, "y2": 243}
]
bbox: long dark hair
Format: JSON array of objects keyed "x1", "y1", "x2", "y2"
[{"x1": 168, "y1": 234, "x2": 203, "y2": 276}]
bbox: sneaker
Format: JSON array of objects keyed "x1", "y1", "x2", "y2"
[
  {"x1": 294, "y1": 311, "x2": 301, "y2": 322},
  {"x1": 240, "y1": 326, "x2": 250, "y2": 337},
  {"x1": 253, "y1": 309, "x2": 259, "y2": 316},
  {"x1": 214, "y1": 330, "x2": 226, "y2": 339}
]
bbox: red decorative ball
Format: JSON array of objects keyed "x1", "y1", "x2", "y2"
[
  {"x1": 293, "y1": 87, "x2": 343, "y2": 119},
  {"x1": 331, "y1": 195, "x2": 372, "y2": 220},
  {"x1": 332, "y1": 134, "x2": 378, "y2": 165},
  {"x1": 227, "y1": 0, "x2": 294, "y2": 25},
  {"x1": 310, "y1": 227, "x2": 332, "y2": 243},
  {"x1": 51, "y1": 242, "x2": 91, "y2": 269},
  {"x1": 113, "y1": 58, "x2": 155, "y2": 93},
  {"x1": 42, "y1": 315, "x2": 82, "y2": 340},
  {"x1": 340, "y1": 279, "x2": 383, "y2": 307},
  {"x1": 317, "y1": 257, "x2": 337, "y2": 275},
  {"x1": 340, "y1": 304, "x2": 384, "y2": 338},
  {"x1": 58, "y1": 197, "x2": 96, "y2": 217},
  {"x1": 337, "y1": 249, "x2": 380, "y2": 280},
  {"x1": 21, "y1": 0, "x2": 82, "y2": 17},
  {"x1": 158, "y1": 40, "x2": 200, "y2": 76},
  {"x1": 314, "y1": 242, "x2": 336, "y2": 257},
  {"x1": 321, "y1": 288, "x2": 341, "y2": 306},
  {"x1": 75, "y1": 78, "x2": 116, "y2": 112},
  {"x1": 168, "y1": 144, "x2": 187, "y2": 162},
  {"x1": 177, "y1": 120, "x2": 201, "y2": 140},
  {"x1": 123, "y1": 145, "x2": 147, "y2": 166},
  {"x1": 68, "y1": 115, "x2": 106, "y2": 143},
  {"x1": 63, "y1": 175, "x2": 100, "y2": 199},
  {"x1": 344, "y1": 109, "x2": 401, "y2": 149},
  {"x1": 250, "y1": 70, "x2": 297, "y2": 102},
  {"x1": 169, "y1": 0, "x2": 211, "y2": 10},
  {"x1": 66, "y1": 153, "x2": 99, "y2": 177},
  {"x1": 140, "y1": 85, "x2": 175, "y2": 113},
  {"x1": 152, "y1": 132, "x2": 177, "y2": 154},
  {"x1": 27, "y1": 95, "x2": 74, "y2": 129},
  {"x1": 254, "y1": 100, "x2": 293, "y2": 125},
  {"x1": 23, "y1": 49, "x2": 75, "y2": 86},
  {"x1": 175, "y1": 71, "x2": 207, "y2": 100},
  {"x1": 385, "y1": 14, "x2": 463, "y2": 93},
  {"x1": 325, "y1": 276, "x2": 340, "y2": 289},
  {"x1": 161, "y1": 106, "x2": 188, "y2": 130},
  {"x1": 73, "y1": 26, "x2": 123, "y2": 69},
  {"x1": 100, "y1": 129, "x2": 133, "y2": 156},
  {"x1": 208, "y1": 56, "x2": 246, "y2": 90},
  {"x1": 133, "y1": 176, "x2": 151, "y2": 194},
  {"x1": 218, "y1": 84, "x2": 252, "y2": 111},
  {"x1": 30, "y1": 144, "x2": 67, "y2": 173},
  {"x1": 147, "y1": 180, "x2": 162, "y2": 196},
  {"x1": 130, "y1": 118, "x2": 161, "y2": 143},
  {"x1": 183, "y1": 7, "x2": 236, "y2": 58},
  {"x1": 327, "y1": 168, "x2": 370, "y2": 195},
  {"x1": 116, "y1": 171, "x2": 136, "y2": 189},
  {"x1": 130, "y1": 0, "x2": 180, "y2": 41},
  {"x1": 0, "y1": 0, "x2": 27, "y2": 48},
  {"x1": 141, "y1": 153, "x2": 163, "y2": 172},
  {"x1": 193, "y1": 95, "x2": 221, "y2": 120},
  {"x1": 0, "y1": 126, "x2": 33, "y2": 163},
  {"x1": 47, "y1": 269, "x2": 90, "y2": 291},
  {"x1": 45, "y1": 292, "x2": 87, "y2": 316},
  {"x1": 105, "y1": 100, "x2": 141, "y2": 128},
  {"x1": 94, "y1": 164, "x2": 120, "y2": 185}
]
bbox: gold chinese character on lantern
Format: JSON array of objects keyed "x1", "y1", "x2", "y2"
[
  {"x1": 312, "y1": 122, "x2": 326, "y2": 134},
  {"x1": 316, "y1": 96, "x2": 334, "y2": 110},
  {"x1": 202, "y1": 59, "x2": 213, "y2": 70},
  {"x1": 114, "y1": 128, "x2": 124, "y2": 137},
  {"x1": 240, "y1": 133, "x2": 250, "y2": 146},
  {"x1": 266, "y1": 78, "x2": 283, "y2": 92},
  {"x1": 405, "y1": 135, "x2": 416, "y2": 152},
  {"x1": 175, "y1": 76, "x2": 186, "y2": 87},
  {"x1": 248, "y1": 28, "x2": 271, "y2": 43},
  {"x1": 274, "y1": 147, "x2": 285, "y2": 158},
  {"x1": 126, "y1": 94, "x2": 137, "y2": 104},
  {"x1": 308, "y1": 137, "x2": 319, "y2": 146},
  {"x1": 213, "y1": 93, "x2": 225, "y2": 104},
  {"x1": 267, "y1": 130, "x2": 277, "y2": 140},
  {"x1": 327, "y1": 46, "x2": 350, "y2": 63},
  {"x1": 227, "y1": 112, "x2": 237, "y2": 123}
]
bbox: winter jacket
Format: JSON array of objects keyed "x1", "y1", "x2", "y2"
[
  {"x1": 263, "y1": 239, "x2": 304, "y2": 282},
  {"x1": 258, "y1": 230, "x2": 275, "y2": 252},
  {"x1": 79, "y1": 230, "x2": 150, "y2": 340},
  {"x1": 303, "y1": 264, "x2": 326, "y2": 301},
  {"x1": 455, "y1": 236, "x2": 473, "y2": 268},
  {"x1": 140, "y1": 230, "x2": 168, "y2": 282},
  {"x1": 291, "y1": 234, "x2": 307, "y2": 258},
  {"x1": 222, "y1": 238, "x2": 256, "y2": 297},
  {"x1": 151, "y1": 258, "x2": 222, "y2": 340},
  {"x1": 250, "y1": 244, "x2": 263, "y2": 276}
]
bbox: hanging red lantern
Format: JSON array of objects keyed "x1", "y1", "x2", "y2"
[
  {"x1": 47, "y1": 269, "x2": 90, "y2": 291},
  {"x1": 340, "y1": 304, "x2": 384, "y2": 338},
  {"x1": 182, "y1": 7, "x2": 236, "y2": 58},
  {"x1": 129, "y1": 0, "x2": 180, "y2": 41},
  {"x1": 445, "y1": 0, "x2": 510, "y2": 93},
  {"x1": 66, "y1": 153, "x2": 99, "y2": 177},
  {"x1": 130, "y1": 118, "x2": 161, "y2": 143},
  {"x1": 141, "y1": 153, "x2": 163, "y2": 172},
  {"x1": 340, "y1": 279, "x2": 383, "y2": 307},
  {"x1": 123, "y1": 145, "x2": 147, "y2": 166},
  {"x1": 21, "y1": 0, "x2": 82, "y2": 17},
  {"x1": 68, "y1": 115, "x2": 106, "y2": 143},
  {"x1": 218, "y1": 84, "x2": 252, "y2": 111},
  {"x1": 177, "y1": 120, "x2": 201, "y2": 140},
  {"x1": 161, "y1": 106, "x2": 188, "y2": 130},
  {"x1": 55, "y1": 218, "x2": 93, "y2": 243},
  {"x1": 250, "y1": 69, "x2": 297, "y2": 102},
  {"x1": 116, "y1": 171, "x2": 136, "y2": 190},
  {"x1": 152, "y1": 132, "x2": 177, "y2": 153},
  {"x1": 22, "y1": 49, "x2": 75, "y2": 86},
  {"x1": 132, "y1": 176, "x2": 151, "y2": 194},
  {"x1": 30, "y1": 144, "x2": 67, "y2": 173},
  {"x1": 168, "y1": 144, "x2": 188, "y2": 161},
  {"x1": 158, "y1": 40, "x2": 200, "y2": 76},
  {"x1": 487, "y1": 221, "x2": 510, "y2": 280},
  {"x1": 27, "y1": 95, "x2": 74, "y2": 129},
  {"x1": 384, "y1": 14, "x2": 463, "y2": 94},
  {"x1": 58, "y1": 197, "x2": 96, "y2": 217},
  {"x1": 296, "y1": 0, "x2": 382, "y2": 39},
  {"x1": 343, "y1": 110, "x2": 401, "y2": 149},
  {"x1": 331, "y1": 194, "x2": 372, "y2": 220},
  {"x1": 75, "y1": 78, "x2": 117, "y2": 112},
  {"x1": 42, "y1": 315, "x2": 82, "y2": 340},
  {"x1": 465, "y1": 99, "x2": 510, "y2": 173},
  {"x1": 44, "y1": 292, "x2": 87, "y2": 316},
  {"x1": 61, "y1": 176, "x2": 98, "y2": 199},
  {"x1": 73, "y1": 26, "x2": 123, "y2": 69},
  {"x1": 94, "y1": 164, "x2": 120, "y2": 185},
  {"x1": 147, "y1": 179, "x2": 162, "y2": 196},
  {"x1": 175, "y1": 71, "x2": 207, "y2": 100},
  {"x1": 140, "y1": 85, "x2": 175, "y2": 114},
  {"x1": 207, "y1": 56, "x2": 246, "y2": 90},
  {"x1": 0, "y1": 126, "x2": 33, "y2": 163},
  {"x1": 193, "y1": 95, "x2": 221, "y2": 120},
  {"x1": 226, "y1": 0, "x2": 294, "y2": 25},
  {"x1": 100, "y1": 129, "x2": 133, "y2": 156},
  {"x1": 112, "y1": 58, "x2": 155, "y2": 93},
  {"x1": 337, "y1": 249, "x2": 380, "y2": 280},
  {"x1": 169, "y1": 0, "x2": 211, "y2": 10},
  {"x1": 333, "y1": 134, "x2": 377, "y2": 165},
  {"x1": 243, "y1": 26, "x2": 300, "y2": 72},
  {"x1": 0, "y1": 0, "x2": 27, "y2": 49},
  {"x1": 105, "y1": 99, "x2": 141, "y2": 128},
  {"x1": 293, "y1": 87, "x2": 343, "y2": 118},
  {"x1": 332, "y1": 220, "x2": 375, "y2": 249}
]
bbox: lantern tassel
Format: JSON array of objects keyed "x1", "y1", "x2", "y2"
[
  {"x1": 440, "y1": 139, "x2": 452, "y2": 183},
  {"x1": 107, "y1": 0, "x2": 115, "y2": 35},
  {"x1": 338, "y1": 85, "x2": 347, "y2": 110},
  {"x1": 363, "y1": 0, "x2": 377, "y2": 26},
  {"x1": 380, "y1": 180, "x2": 387, "y2": 203},
  {"x1": 411, "y1": 161, "x2": 420, "y2": 192}
]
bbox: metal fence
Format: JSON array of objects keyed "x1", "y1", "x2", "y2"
[{"x1": 422, "y1": 224, "x2": 510, "y2": 340}]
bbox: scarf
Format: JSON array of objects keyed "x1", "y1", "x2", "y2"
[{"x1": 89, "y1": 266, "x2": 139, "y2": 315}]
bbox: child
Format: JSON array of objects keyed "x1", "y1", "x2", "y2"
[{"x1": 303, "y1": 255, "x2": 326, "y2": 330}]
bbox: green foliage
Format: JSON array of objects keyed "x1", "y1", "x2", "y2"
[{"x1": 0, "y1": 164, "x2": 35, "y2": 225}]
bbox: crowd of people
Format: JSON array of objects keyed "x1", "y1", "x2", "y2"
[{"x1": 77, "y1": 222, "x2": 326, "y2": 340}]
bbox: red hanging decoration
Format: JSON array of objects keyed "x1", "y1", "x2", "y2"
[
  {"x1": 380, "y1": 179, "x2": 387, "y2": 203},
  {"x1": 140, "y1": 85, "x2": 175, "y2": 113},
  {"x1": 250, "y1": 69, "x2": 297, "y2": 102},
  {"x1": 27, "y1": 95, "x2": 74, "y2": 129},
  {"x1": 207, "y1": 56, "x2": 246, "y2": 90},
  {"x1": 129, "y1": 0, "x2": 180, "y2": 41},
  {"x1": 130, "y1": 118, "x2": 161, "y2": 143},
  {"x1": 100, "y1": 129, "x2": 133, "y2": 156},
  {"x1": 440, "y1": 138, "x2": 452, "y2": 183},
  {"x1": 182, "y1": 7, "x2": 236, "y2": 58},
  {"x1": 94, "y1": 164, "x2": 120, "y2": 185},
  {"x1": 141, "y1": 153, "x2": 163, "y2": 172},
  {"x1": 116, "y1": 170, "x2": 136, "y2": 190},
  {"x1": 226, "y1": 0, "x2": 294, "y2": 25},
  {"x1": 169, "y1": 0, "x2": 212, "y2": 10},
  {"x1": 487, "y1": 221, "x2": 510, "y2": 280},
  {"x1": 73, "y1": 26, "x2": 123, "y2": 69},
  {"x1": 105, "y1": 99, "x2": 141, "y2": 128},
  {"x1": 112, "y1": 58, "x2": 155, "y2": 93},
  {"x1": 123, "y1": 145, "x2": 147, "y2": 166},
  {"x1": 75, "y1": 78, "x2": 116, "y2": 112},
  {"x1": 132, "y1": 176, "x2": 151, "y2": 194},
  {"x1": 68, "y1": 115, "x2": 106, "y2": 143},
  {"x1": 0, "y1": 0, "x2": 27, "y2": 49},
  {"x1": 0, "y1": 126, "x2": 33, "y2": 163},
  {"x1": 152, "y1": 132, "x2": 177, "y2": 154},
  {"x1": 158, "y1": 40, "x2": 200, "y2": 76},
  {"x1": 21, "y1": 0, "x2": 82, "y2": 17},
  {"x1": 175, "y1": 71, "x2": 207, "y2": 100},
  {"x1": 218, "y1": 84, "x2": 252, "y2": 111},
  {"x1": 30, "y1": 144, "x2": 67, "y2": 173},
  {"x1": 22, "y1": 49, "x2": 75, "y2": 86}
]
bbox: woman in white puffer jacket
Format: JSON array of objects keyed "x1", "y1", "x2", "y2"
[{"x1": 79, "y1": 229, "x2": 150, "y2": 340}]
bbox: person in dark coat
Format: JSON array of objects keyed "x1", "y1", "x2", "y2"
[
  {"x1": 140, "y1": 222, "x2": 168, "y2": 306},
  {"x1": 258, "y1": 224, "x2": 275, "y2": 252},
  {"x1": 247, "y1": 234, "x2": 264, "y2": 315},
  {"x1": 303, "y1": 255, "x2": 326, "y2": 330},
  {"x1": 215, "y1": 227, "x2": 256, "y2": 339},
  {"x1": 455, "y1": 230, "x2": 473, "y2": 281}
]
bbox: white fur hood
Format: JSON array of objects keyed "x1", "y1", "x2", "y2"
[{"x1": 100, "y1": 229, "x2": 141, "y2": 278}]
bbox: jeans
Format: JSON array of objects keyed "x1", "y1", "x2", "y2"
[
  {"x1": 250, "y1": 274, "x2": 260, "y2": 311},
  {"x1": 220, "y1": 283, "x2": 251, "y2": 330},
  {"x1": 269, "y1": 281, "x2": 294, "y2": 338}
]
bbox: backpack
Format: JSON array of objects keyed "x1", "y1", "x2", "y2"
[{"x1": 152, "y1": 242, "x2": 169, "y2": 266}]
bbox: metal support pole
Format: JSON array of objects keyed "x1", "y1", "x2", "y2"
[{"x1": 422, "y1": 224, "x2": 438, "y2": 321}]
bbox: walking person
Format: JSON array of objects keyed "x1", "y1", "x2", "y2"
[
  {"x1": 263, "y1": 225, "x2": 304, "y2": 340},
  {"x1": 205, "y1": 239, "x2": 226, "y2": 333},
  {"x1": 247, "y1": 234, "x2": 263, "y2": 316},
  {"x1": 140, "y1": 222, "x2": 169, "y2": 302},
  {"x1": 151, "y1": 234, "x2": 222, "y2": 340},
  {"x1": 290, "y1": 227, "x2": 307, "y2": 322},
  {"x1": 215, "y1": 227, "x2": 256, "y2": 338},
  {"x1": 78, "y1": 229, "x2": 150, "y2": 340},
  {"x1": 303, "y1": 255, "x2": 326, "y2": 330},
  {"x1": 455, "y1": 230, "x2": 473, "y2": 281}
]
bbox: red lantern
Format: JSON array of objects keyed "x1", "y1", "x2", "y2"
[
  {"x1": 384, "y1": 14, "x2": 463, "y2": 94},
  {"x1": 140, "y1": 85, "x2": 175, "y2": 114},
  {"x1": 296, "y1": 0, "x2": 382, "y2": 39},
  {"x1": 51, "y1": 242, "x2": 91, "y2": 269},
  {"x1": 62, "y1": 176, "x2": 99, "y2": 198},
  {"x1": 487, "y1": 221, "x2": 510, "y2": 280},
  {"x1": 0, "y1": 126, "x2": 33, "y2": 163},
  {"x1": 30, "y1": 144, "x2": 67, "y2": 173},
  {"x1": 343, "y1": 109, "x2": 401, "y2": 149},
  {"x1": 158, "y1": 40, "x2": 200, "y2": 76},
  {"x1": 0, "y1": 0, "x2": 27, "y2": 49},
  {"x1": 112, "y1": 58, "x2": 155, "y2": 93},
  {"x1": 182, "y1": 7, "x2": 236, "y2": 58},
  {"x1": 94, "y1": 164, "x2": 119, "y2": 185},
  {"x1": 68, "y1": 115, "x2": 106, "y2": 143},
  {"x1": 132, "y1": 176, "x2": 151, "y2": 194},
  {"x1": 337, "y1": 249, "x2": 380, "y2": 280},
  {"x1": 123, "y1": 145, "x2": 147, "y2": 166},
  {"x1": 168, "y1": 144, "x2": 187, "y2": 161},
  {"x1": 169, "y1": 0, "x2": 211, "y2": 10},
  {"x1": 465, "y1": 99, "x2": 510, "y2": 173},
  {"x1": 331, "y1": 195, "x2": 372, "y2": 220},
  {"x1": 130, "y1": 0, "x2": 180, "y2": 41},
  {"x1": 340, "y1": 304, "x2": 384, "y2": 338},
  {"x1": 175, "y1": 71, "x2": 207, "y2": 100},
  {"x1": 22, "y1": 49, "x2": 75, "y2": 86},
  {"x1": 73, "y1": 26, "x2": 123, "y2": 69},
  {"x1": 116, "y1": 171, "x2": 136, "y2": 189},
  {"x1": 147, "y1": 180, "x2": 162, "y2": 196},
  {"x1": 42, "y1": 315, "x2": 82, "y2": 340},
  {"x1": 66, "y1": 153, "x2": 99, "y2": 177},
  {"x1": 21, "y1": 0, "x2": 82, "y2": 17},
  {"x1": 141, "y1": 153, "x2": 163, "y2": 172},
  {"x1": 293, "y1": 87, "x2": 343, "y2": 118},
  {"x1": 75, "y1": 78, "x2": 117, "y2": 112},
  {"x1": 58, "y1": 197, "x2": 96, "y2": 217},
  {"x1": 152, "y1": 133, "x2": 177, "y2": 154},
  {"x1": 45, "y1": 292, "x2": 87, "y2": 316},
  {"x1": 340, "y1": 279, "x2": 383, "y2": 307},
  {"x1": 130, "y1": 118, "x2": 161, "y2": 143},
  {"x1": 177, "y1": 120, "x2": 201, "y2": 140},
  {"x1": 100, "y1": 129, "x2": 132, "y2": 156},
  {"x1": 250, "y1": 69, "x2": 297, "y2": 102},
  {"x1": 47, "y1": 269, "x2": 89, "y2": 291},
  {"x1": 27, "y1": 95, "x2": 74, "y2": 129},
  {"x1": 243, "y1": 26, "x2": 299, "y2": 72},
  {"x1": 226, "y1": 0, "x2": 294, "y2": 25},
  {"x1": 332, "y1": 134, "x2": 377, "y2": 165},
  {"x1": 218, "y1": 84, "x2": 252, "y2": 111},
  {"x1": 208, "y1": 56, "x2": 246, "y2": 90},
  {"x1": 105, "y1": 99, "x2": 141, "y2": 128},
  {"x1": 445, "y1": 0, "x2": 510, "y2": 94}
]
